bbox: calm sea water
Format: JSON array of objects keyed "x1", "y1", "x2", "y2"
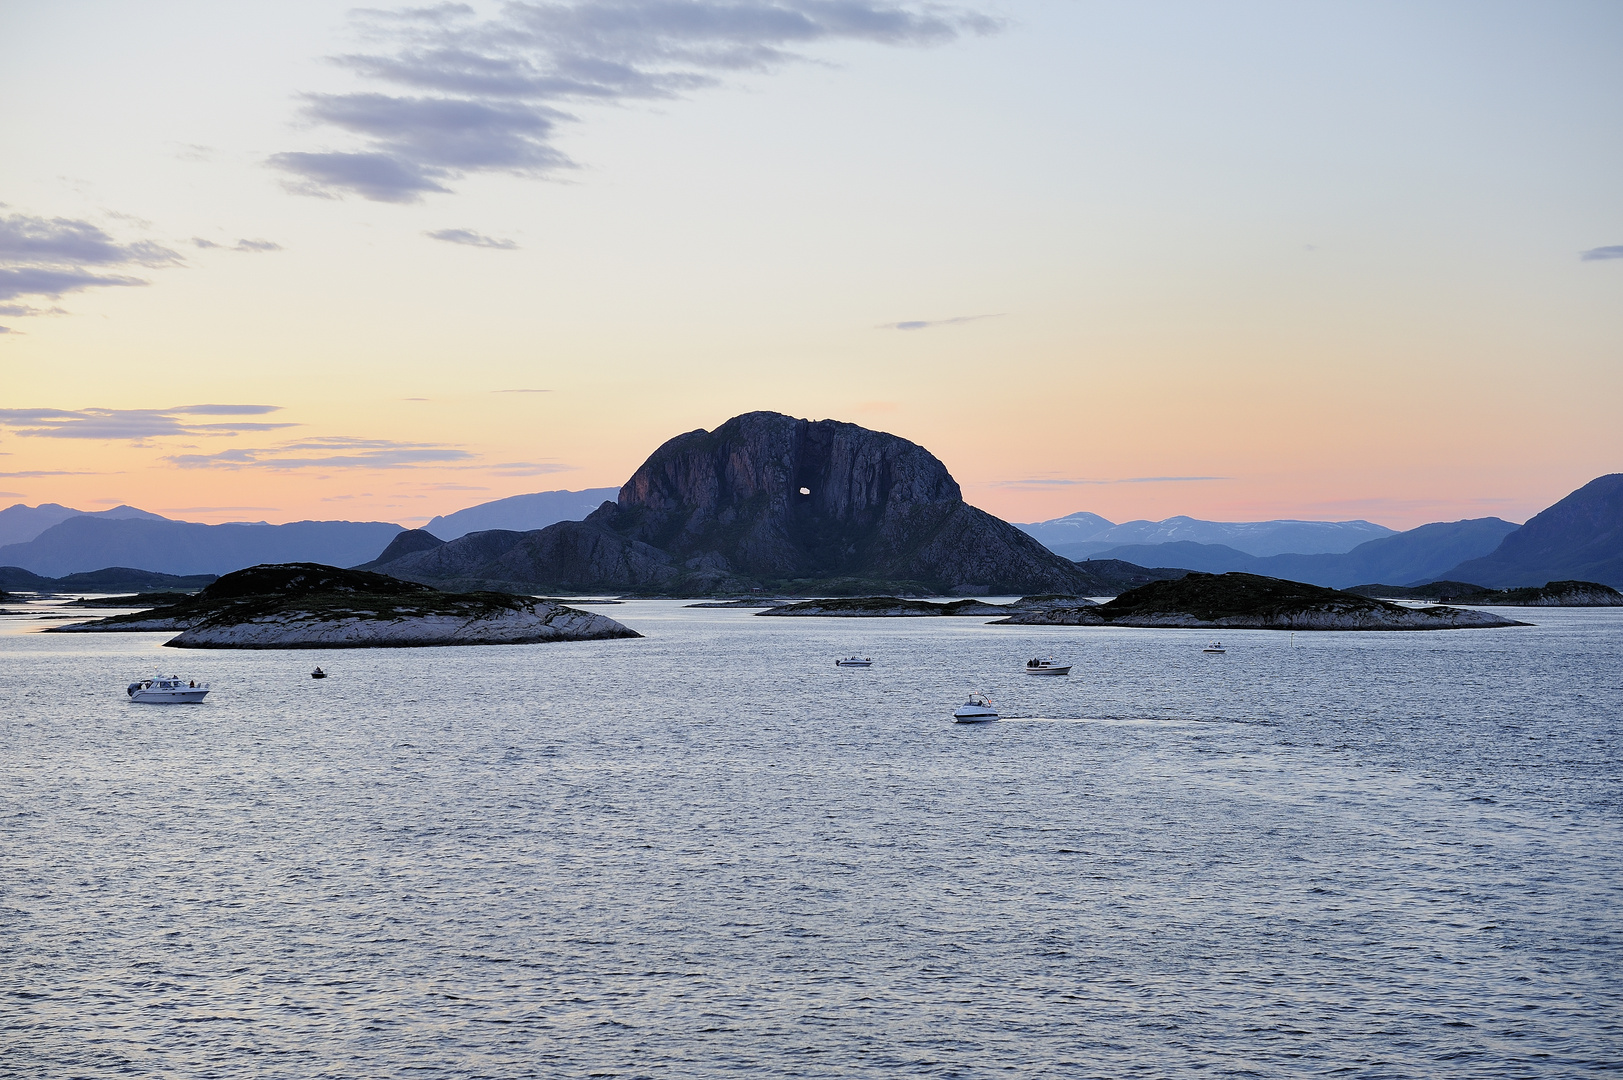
[{"x1": 2, "y1": 600, "x2": 1619, "y2": 1078}]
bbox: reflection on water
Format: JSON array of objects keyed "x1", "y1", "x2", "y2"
[{"x1": 2, "y1": 602, "x2": 1620, "y2": 1077}]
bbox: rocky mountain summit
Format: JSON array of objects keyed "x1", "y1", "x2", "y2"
[
  {"x1": 370, "y1": 412, "x2": 1094, "y2": 596},
  {"x1": 1444, "y1": 473, "x2": 1623, "y2": 587},
  {"x1": 51, "y1": 563, "x2": 639, "y2": 648}
]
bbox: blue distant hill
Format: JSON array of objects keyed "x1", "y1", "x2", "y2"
[
  {"x1": 1443, "y1": 474, "x2": 1623, "y2": 588},
  {"x1": 0, "y1": 515, "x2": 406, "y2": 578},
  {"x1": 1016, "y1": 512, "x2": 1396, "y2": 558},
  {"x1": 425, "y1": 487, "x2": 620, "y2": 540},
  {"x1": 1081, "y1": 518, "x2": 1521, "y2": 589},
  {"x1": 0, "y1": 502, "x2": 168, "y2": 547}
]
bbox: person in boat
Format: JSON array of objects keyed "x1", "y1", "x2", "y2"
[{"x1": 189, "y1": 680, "x2": 195, "y2": 687}]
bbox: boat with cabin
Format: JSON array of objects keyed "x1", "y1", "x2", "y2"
[
  {"x1": 1024, "y1": 657, "x2": 1071, "y2": 676},
  {"x1": 126, "y1": 675, "x2": 209, "y2": 704},
  {"x1": 953, "y1": 693, "x2": 999, "y2": 723}
]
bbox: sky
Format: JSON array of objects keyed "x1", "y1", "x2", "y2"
[{"x1": 0, "y1": 0, "x2": 1619, "y2": 530}]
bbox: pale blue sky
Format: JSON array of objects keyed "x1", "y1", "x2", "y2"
[{"x1": 0, "y1": 0, "x2": 1618, "y2": 527}]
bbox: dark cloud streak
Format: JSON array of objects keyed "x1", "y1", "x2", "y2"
[
  {"x1": 0, "y1": 405, "x2": 290, "y2": 441},
  {"x1": 166, "y1": 436, "x2": 474, "y2": 470},
  {"x1": 0, "y1": 211, "x2": 182, "y2": 310}
]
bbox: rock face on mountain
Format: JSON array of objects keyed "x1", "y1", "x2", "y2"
[
  {"x1": 1443, "y1": 474, "x2": 1623, "y2": 588},
  {"x1": 372, "y1": 412, "x2": 1095, "y2": 596}
]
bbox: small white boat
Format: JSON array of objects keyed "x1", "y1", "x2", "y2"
[
  {"x1": 953, "y1": 693, "x2": 999, "y2": 723},
  {"x1": 1024, "y1": 657, "x2": 1071, "y2": 676},
  {"x1": 835, "y1": 656, "x2": 873, "y2": 667},
  {"x1": 127, "y1": 675, "x2": 209, "y2": 704},
  {"x1": 1203, "y1": 641, "x2": 1226, "y2": 654}
]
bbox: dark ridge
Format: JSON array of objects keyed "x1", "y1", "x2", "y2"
[
  {"x1": 1069, "y1": 559, "x2": 1188, "y2": 593},
  {"x1": 354, "y1": 528, "x2": 445, "y2": 570},
  {"x1": 0, "y1": 564, "x2": 215, "y2": 594},
  {"x1": 1346, "y1": 581, "x2": 1492, "y2": 600},
  {"x1": 1101, "y1": 572, "x2": 1405, "y2": 621},
  {"x1": 1353, "y1": 579, "x2": 1622, "y2": 606}
]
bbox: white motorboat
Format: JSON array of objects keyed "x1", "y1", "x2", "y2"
[
  {"x1": 127, "y1": 675, "x2": 209, "y2": 704},
  {"x1": 1203, "y1": 641, "x2": 1226, "y2": 654},
  {"x1": 953, "y1": 693, "x2": 999, "y2": 723},
  {"x1": 835, "y1": 656, "x2": 873, "y2": 667},
  {"x1": 1024, "y1": 657, "x2": 1071, "y2": 676}
]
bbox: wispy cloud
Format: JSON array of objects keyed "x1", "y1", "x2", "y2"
[
  {"x1": 427, "y1": 227, "x2": 519, "y2": 248},
  {"x1": 882, "y1": 313, "x2": 1003, "y2": 331},
  {"x1": 1580, "y1": 245, "x2": 1623, "y2": 261},
  {"x1": 487, "y1": 460, "x2": 576, "y2": 476},
  {"x1": 0, "y1": 211, "x2": 184, "y2": 320},
  {"x1": 0, "y1": 404, "x2": 290, "y2": 441},
  {"x1": 271, "y1": 0, "x2": 998, "y2": 202},
  {"x1": 0, "y1": 469, "x2": 99, "y2": 478},
  {"x1": 194, "y1": 237, "x2": 284, "y2": 252},
  {"x1": 993, "y1": 475, "x2": 1230, "y2": 489},
  {"x1": 165, "y1": 436, "x2": 474, "y2": 470}
]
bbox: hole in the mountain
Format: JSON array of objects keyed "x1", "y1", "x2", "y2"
[{"x1": 799, "y1": 487, "x2": 811, "y2": 495}]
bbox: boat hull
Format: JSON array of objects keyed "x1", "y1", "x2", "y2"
[
  {"x1": 1025, "y1": 667, "x2": 1071, "y2": 676},
  {"x1": 953, "y1": 709, "x2": 999, "y2": 722}
]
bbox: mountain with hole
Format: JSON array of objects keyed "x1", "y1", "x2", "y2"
[{"x1": 367, "y1": 411, "x2": 1095, "y2": 596}]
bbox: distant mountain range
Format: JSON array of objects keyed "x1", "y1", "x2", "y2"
[
  {"x1": 1075, "y1": 518, "x2": 1521, "y2": 589},
  {"x1": 0, "y1": 502, "x2": 168, "y2": 547},
  {"x1": 1016, "y1": 513, "x2": 1395, "y2": 558},
  {"x1": 0, "y1": 488, "x2": 621, "y2": 577},
  {"x1": 0, "y1": 516, "x2": 407, "y2": 578},
  {"x1": 425, "y1": 488, "x2": 620, "y2": 539},
  {"x1": 8, "y1": 466, "x2": 1617, "y2": 591}
]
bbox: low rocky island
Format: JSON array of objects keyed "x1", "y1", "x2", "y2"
[
  {"x1": 1347, "y1": 579, "x2": 1623, "y2": 606},
  {"x1": 49, "y1": 563, "x2": 640, "y2": 648},
  {"x1": 757, "y1": 595, "x2": 1099, "y2": 617},
  {"x1": 991, "y1": 572, "x2": 1526, "y2": 630}
]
